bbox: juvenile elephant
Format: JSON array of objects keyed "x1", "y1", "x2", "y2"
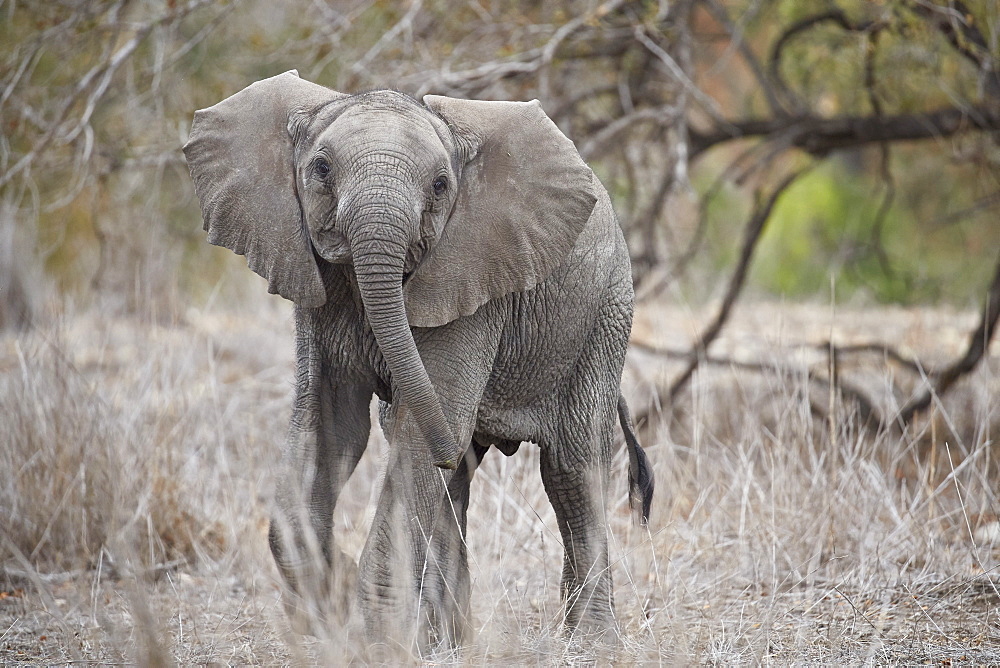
[{"x1": 183, "y1": 71, "x2": 653, "y2": 651}]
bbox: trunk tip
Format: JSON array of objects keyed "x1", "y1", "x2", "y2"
[{"x1": 434, "y1": 458, "x2": 458, "y2": 470}]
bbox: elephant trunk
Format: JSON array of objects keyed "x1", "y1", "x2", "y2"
[{"x1": 348, "y1": 219, "x2": 459, "y2": 470}]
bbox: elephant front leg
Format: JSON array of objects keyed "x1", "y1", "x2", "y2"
[
  {"x1": 358, "y1": 410, "x2": 489, "y2": 655},
  {"x1": 357, "y1": 311, "x2": 501, "y2": 655},
  {"x1": 269, "y1": 367, "x2": 373, "y2": 631}
]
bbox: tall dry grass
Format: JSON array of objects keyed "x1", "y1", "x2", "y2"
[
  {"x1": 1, "y1": 298, "x2": 998, "y2": 663},
  {"x1": 0, "y1": 300, "x2": 292, "y2": 568}
]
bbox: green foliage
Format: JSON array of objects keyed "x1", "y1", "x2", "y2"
[
  {"x1": 688, "y1": 0, "x2": 1000, "y2": 306},
  {"x1": 743, "y1": 156, "x2": 999, "y2": 305}
]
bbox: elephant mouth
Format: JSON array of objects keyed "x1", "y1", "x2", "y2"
[
  {"x1": 402, "y1": 270, "x2": 413, "y2": 286},
  {"x1": 312, "y1": 229, "x2": 352, "y2": 265}
]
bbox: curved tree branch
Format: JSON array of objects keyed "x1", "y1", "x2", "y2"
[
  {"x1": 668, "y1": 166, "x2": 813, "y2": 401},
  {"x1": 897, "y1": 251, "x2": 1000, "y2": 425},
  {"x1": 631, "y1": 339, "x2": 881, "y2": 429},
  {"x1": 768, "y1": 8, "x2": 883, "y2": 113}
]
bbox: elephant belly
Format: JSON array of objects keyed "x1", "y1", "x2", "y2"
[{"x1": 476, "y1": 206, "x2": 632, "y2": 447}]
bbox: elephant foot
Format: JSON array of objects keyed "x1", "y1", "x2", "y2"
[
  {"x1": 417, "y1": 602, "x2": 470, "y2": 657},
  {"x1": 561, "y1": 588, "x2": 618, "y2": 647},
  {"x1": 564, "y1": 618, "x2": 618, "y2": 644},
  {"x1": 274, "y1": 546, "x2": 360, "y2": 638},
  {"x1": 280, "y1": 589, "x2": 325, "y2": 638},
  {"x1": 356, "y1": 586, "x2": 469, "y2": 658}
]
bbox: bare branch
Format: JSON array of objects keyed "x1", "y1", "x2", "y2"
[
  {"x1": 0, "y1": 0, "x2": 219, "y2": 191},
  {"x1": 636, "y1": 133, "x2": 796, "y2": 301},
  {"x1": 668, "y1": 166, "x2": 813, "y2": 400},
  {"x1": 912, "y1": 0, "x2": 1000, "y2": 99},
  {"x1": 807, "y1": 341, "x2": 926, "y2": 377},
  {"x1": 347, "y1": 0, "x2": 423, "y2": 82},
  {"x1": 413, "y1": 0, "x2": 631, "y2": 98},
  {"x1": 633, "y1": 25, "x2": 734, "y2": 132},
  {"x1": 897, "y1": 250, "x2": 1000, "y2": 425},
  {"x1": 689, "y1": 104, "x2": 1000, "y2": 158},
  {"x1": 630, "y1": 339, "x2": 882, "y2": 428},
  {"x1": 701, "y1": 0, "x2": 787, "y2": 116},
  {"x1": 539, "y1": 0, "x2": 627, "y2": 101},
  {"x1": 414, "y1": 51, "x2": 545, "y2": 97},
  {"x1": 931, "y1": 190, "x2": 1000, "y2": 227},
  {"x1": 768, "y1": 8, "x2": 883, "y2": 113},
  {"x1": 579, "y1": 105, "x2": 682, "y2": 160},
  {"x1": 548, "y1": 83, "x2": 618, "y2": 122}
]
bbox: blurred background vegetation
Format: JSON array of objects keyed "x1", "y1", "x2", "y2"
[{"x1": 1, "y1": 0, "x2": 998, "y2": 324}]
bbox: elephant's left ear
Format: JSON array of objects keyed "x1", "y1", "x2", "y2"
[{"x1": 404, "y1": 96, "x2": 597, "y2": 328}]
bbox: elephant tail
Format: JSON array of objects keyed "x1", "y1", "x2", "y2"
[{"x1": 617, "y1": 393, "x2": 653, "y2": 526}]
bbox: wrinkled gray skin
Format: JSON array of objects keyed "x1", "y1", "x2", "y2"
[{"x1": 183, "y1": 71, "x2": 653, "y2": 652}]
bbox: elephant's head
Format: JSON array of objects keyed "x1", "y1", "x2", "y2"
[{"x1": 183, "y1": 71, "x2": 596, "y2": 469}]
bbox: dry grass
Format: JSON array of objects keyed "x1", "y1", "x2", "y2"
[{"x1": 1, "y1": 296, "x2": 999, "y2": 664}]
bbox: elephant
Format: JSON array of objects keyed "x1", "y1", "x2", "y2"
[{"x1": 182, "y1": 70, "x2": 653, "y2": 652}]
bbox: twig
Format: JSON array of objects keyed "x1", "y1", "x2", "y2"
[
  {"x1": 539, "y1": 0, "x2": 627, "y2": 101},
  {"x1": 0, "y1": 0, "x2": 218, "y2": 191},
  {"x1": 548, "y1": 83, "x2": 618, "y2": 122},
  {"x1": 911, "y1": 0, "x2": 1000, "y2": 99},
  {"x1": 0, "y1": 536, "x2": 85, "y2": 663},
  {"x1": 831, "y1": 585, "x2": 887, "y2": 639},
  {"x1": 414, "y1": 0, "x2": 628, "y2": 99},
  {"x1": 930, "y1": 190, "x2": 1000, "y2": 228},
  {"x1": 806, "y1": 341, "x2": 926, "y2": 376},
  {"x1": 2, "y1": 567, "x2": 89, "y2": 586},
  {"x1": 579, "y1": 105, "x2": 682, "y2": 160},
  {"x1": 347, "y1": 0, "x2": 423, "y2": 80},
  {"x1": 629, "y1": 340, "x2": 883, "y2": 427},
  {"x1": 1, "y1": 558, "x2": 186, "y2": 588}
]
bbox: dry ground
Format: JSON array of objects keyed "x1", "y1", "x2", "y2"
[{"x1": 2, "y1": 296, "x2": 999, "y2": 665}]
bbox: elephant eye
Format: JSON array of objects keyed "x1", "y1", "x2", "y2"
[
  {"x1": 432, "y1": 176, "x2": 447, "y2": 196},
  {"x1": 314, "y1": 158, "x2": 331, "y2": 178}
]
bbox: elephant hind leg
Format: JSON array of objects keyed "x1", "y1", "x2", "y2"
[{"x1": 539, "y1": 409, "x2": 617, "y2": 637}]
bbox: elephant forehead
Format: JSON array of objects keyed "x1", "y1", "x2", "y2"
[{"x1": 326, "y1": 106, "x2": 450, "y2": 168}]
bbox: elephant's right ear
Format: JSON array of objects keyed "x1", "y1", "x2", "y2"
[{"x1": 183, "y1": 70, "x2": 346, "y2": 307}]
